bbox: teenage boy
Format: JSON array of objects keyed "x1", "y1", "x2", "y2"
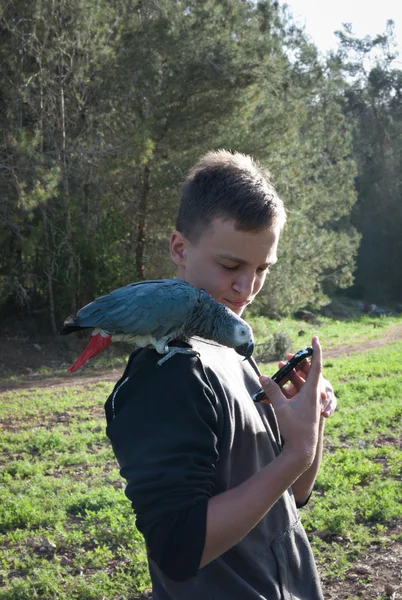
[{"x1": 105, "y1": 150, "x2": 337, "y2": 600}]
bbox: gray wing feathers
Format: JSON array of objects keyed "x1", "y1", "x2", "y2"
[{"x1": 73, "y1": 279, "x2": 199, "y2": 338}]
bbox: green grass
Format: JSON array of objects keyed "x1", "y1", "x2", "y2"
[
  {"x1": 0, "y1": 318, "x2": 401, "y2": 597},
  {"x1": 0, "y1": 382, "x2": 150, "y2": 598},
  {"x1": 249, "y1": 312, "x2": 402, "y2": 355},
  {"x1": 302, "y1": 340, "x2": 402, "y2": 579}
]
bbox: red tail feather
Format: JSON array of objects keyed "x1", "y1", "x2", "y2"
[{"x1": 68, "y1": 333, "x2": 112, "y2": 373}]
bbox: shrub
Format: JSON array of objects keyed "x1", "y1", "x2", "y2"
[{"x1": 254, "y1": 331, "x2": 292, "y2": 362}]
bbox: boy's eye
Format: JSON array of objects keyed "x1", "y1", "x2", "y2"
[{"x1": 220, "y1": 264, "x2": 239, "y2": 271}]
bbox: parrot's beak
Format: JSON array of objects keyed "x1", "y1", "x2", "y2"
[{"x1": 235, "y1": 341, "x2": 254, "y2": 360}]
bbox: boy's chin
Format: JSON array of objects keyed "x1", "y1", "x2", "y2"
[{"x1": 223, "y1": 302, "x2": 247, "y2": 316}]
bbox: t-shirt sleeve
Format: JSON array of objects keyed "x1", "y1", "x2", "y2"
[
  {"x1": 104, "y1": 349, "x2": 220, "y2": 581},
  {"x1": 295, "y1": 492, "x2": 312, "y2": 509}
]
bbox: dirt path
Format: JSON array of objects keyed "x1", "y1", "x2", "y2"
[
  {"x1": 0, "y1": 368, "x2": 124, "y2": 393},
  {"x1": 324, "y1": 322, "x2": 402, "y2": 359},
  {"x1": 1, "y1": 323, "x2": 402, "y2": 394}
]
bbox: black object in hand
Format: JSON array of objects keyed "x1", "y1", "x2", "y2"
[{"x1": 252, "y1": 346, "x2": 313, "y2": 403}]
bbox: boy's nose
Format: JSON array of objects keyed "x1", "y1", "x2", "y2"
[{"x1": 233, "y1": 274, "x2": 255, "y2": 298}]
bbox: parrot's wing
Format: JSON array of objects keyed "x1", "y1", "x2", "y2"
[{"x1": 72, "y1": 279, "x2": 199, "y2": 339}]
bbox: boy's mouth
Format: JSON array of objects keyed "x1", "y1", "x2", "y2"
[{"x1": 224, "y1": 299, "x2": 249, "y2": 311}]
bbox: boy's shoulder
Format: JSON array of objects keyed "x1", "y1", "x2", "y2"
[
  {"x1": 104, "y1": 339, "x2": 220, "y2": 423},
  {"x1": 104, "y1": 336, "x2": 260, "y2": 425},
  {"x1": 122, "y1": 336, "x2": 256, "y2": 389},
  {"x1": 125, "y1": 336, "x2": 234, "y2": 371}
]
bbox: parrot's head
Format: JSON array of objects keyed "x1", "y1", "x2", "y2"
[
  {"x1": 232, "y1": 320, "x2": 255, "y2": 359},
  {"x1": 193, "y1": 290, "x2": 254, "y2": 357},
  {"x1": 214, "y1": 305, "x2": 254, "y2": 358}
]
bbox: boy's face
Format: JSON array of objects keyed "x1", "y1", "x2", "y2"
[{"x1": 170, "y1": 217, "x2": 280, "y2": 316}]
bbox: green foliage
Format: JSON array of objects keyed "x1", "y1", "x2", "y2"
[
  {"x1": 0, "y1": 0, "x2": 360, "y2": 332},
  {"x1": 0, "y1": 381, "x2": 150, "y2": 597},
  {"x1": 254, "y1": 330, "x2": 293, "y2": 362},
  {"x1": 332, "y1": 22, "x2": 402, "y2": 302},
  {"x1": 65, "y1": 487, "x2": 122, "y2": 516}
]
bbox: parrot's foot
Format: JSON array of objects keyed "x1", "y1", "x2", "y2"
[{"x1": 156, "y1": 347, "x2": 200, "y2": 367}]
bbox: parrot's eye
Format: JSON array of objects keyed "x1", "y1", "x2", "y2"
[{"x1": 241, "y1": 328, "x2": 246, "y2": 336}]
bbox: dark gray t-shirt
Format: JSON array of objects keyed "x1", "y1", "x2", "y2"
[{"x1": 105, "y1": 337, "x2": 324, "y2": 600}]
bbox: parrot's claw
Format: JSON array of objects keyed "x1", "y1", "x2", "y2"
[{"x1": 156, "y1": 347, "x2": 200, "y2": 367}]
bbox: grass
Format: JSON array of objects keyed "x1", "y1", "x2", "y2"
[
  {"x1": 0, "y1": 382, "x2": 149, "y2": 599},
  {"x1": 0, "y1": 317, "x2": 401, "y2": 598},
  {"x1": 249, "y1": 312, "x2": 402, "y2": 355},
  {"x1": 302, "y1": 340, "x2": 402, "y2": 580}
]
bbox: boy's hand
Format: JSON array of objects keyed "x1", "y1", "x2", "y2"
[
  {"x1": 275, "y1": 349, "x2": 337, "y2": 418},
  {"x1": 258, "y1": 337, "x2": 323, "y2": 466}
]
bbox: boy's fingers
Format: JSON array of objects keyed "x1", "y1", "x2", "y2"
[
  {"x1": 287, "y1": 369, "x2": 305, "y2": 392},
  {"x1": 297, "y1": 358, "x2": 311, "y2": 377},
  {"x1": 284, "y1": 354, "x2": 311, "y2": 377},
  {"x1": 321, "y1": 381, "x2": 337, "y2": 417}
]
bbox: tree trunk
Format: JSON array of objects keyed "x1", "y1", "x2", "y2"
[
  {"x1": 41, "y1": 206, "x2": 57, "y2": 334},
  {"x1": 135, "y1": 164, "x2": 150, "y2": 281},
  {"x1": 60, "y1": 83, "x2": 76, "y2": 313}
]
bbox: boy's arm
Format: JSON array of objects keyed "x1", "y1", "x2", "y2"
[
  {"x1": 200, "y1": 436, "x2": 315, "y2": 567},
  {"x1": 201, "y1": 337, "x2": 323, "y2": 567},
  {"x1": 105, "y1": 350, "x2": 221, "y2": 581},
  {"x1": 290, "y1": 416, "x2": 325, "y2": 506}
]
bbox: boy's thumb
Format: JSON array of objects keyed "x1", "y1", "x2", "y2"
[
  {"x1": 258, "y1": 376, "x2": 285, "y2": 408},
  {"x1": 305, "y1": 336, "x2": 322, "y2": 389}
]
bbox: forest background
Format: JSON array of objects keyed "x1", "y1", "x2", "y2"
[{"x1": 1, "y1": 0, "x2": 402, "y2": 335}]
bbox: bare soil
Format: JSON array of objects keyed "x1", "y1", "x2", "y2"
[
  {"x1": 0, "y1": 334, "x2": 129, "y2": 392},
  {"x1": 324, "y1": 323, "x2": 402, "y2": 360},
  {"x1": 1, "y1": 325, "x2": 402, "y2": 599},
  {"x1": 323, "y1": 521, "x2": 402, "y2": 599}
]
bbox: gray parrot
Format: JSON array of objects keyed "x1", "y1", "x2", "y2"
[{"x1": 61, "y1": 278, "x2": 254, "y2": 372}]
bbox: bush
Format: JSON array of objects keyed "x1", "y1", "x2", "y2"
[{"x1": 254, "y1": 331, "x2": 292, "y2": 363}]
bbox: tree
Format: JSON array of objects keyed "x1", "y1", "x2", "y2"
[
  {"x1": 233, "y1": 7, "x2": 359, "y2": 314},
  {"x1": 332, "y1": 22, "x2": 402, "y2": 302},
  {"x1": 0, "y1": 0, "x2": 125, "y2": 329},
  {"x1": 0, "y1": 0, "x2": 361, "y2": 333}
]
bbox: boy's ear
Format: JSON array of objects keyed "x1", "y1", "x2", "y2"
[{"x1": 170, "y1": 230, "x2": 188, "y2": 266}]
